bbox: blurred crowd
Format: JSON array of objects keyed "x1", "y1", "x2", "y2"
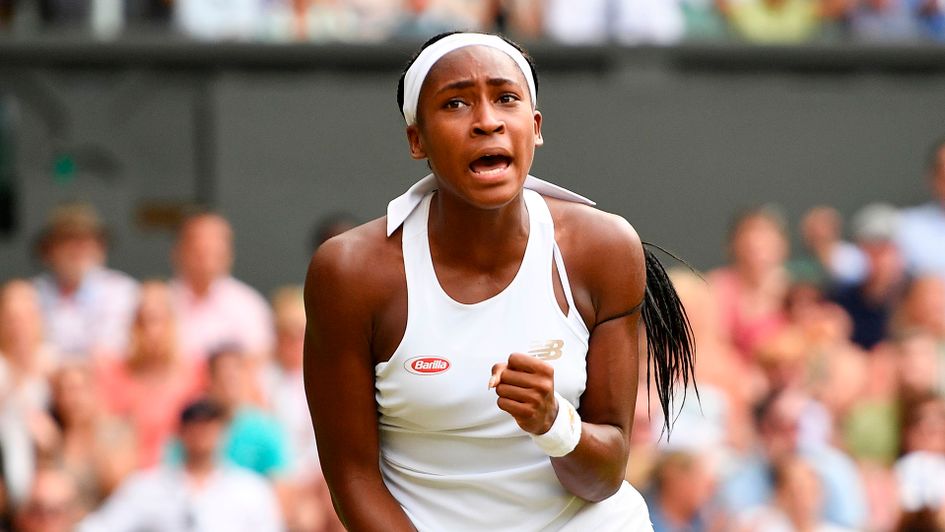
[
  {"x1": 0, "y1": 132, "x2": 943, "y2": 530},
  {"x1": 632, "y1": 137, "x2": 945, "y2": 532},
  {"x1": 0, "y1": 0, "x2": 944, "y2": 44},
  {"x1": 0, "y1": 205, "x2": 358, "y2": 531},
  {"x1": 0, "y1": 138, "x2": 942, "y2": 532}
]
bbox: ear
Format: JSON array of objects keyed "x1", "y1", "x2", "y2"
[
  {"x1": 533, "y1": 110, "x2": 543, "y2": 147},
  {"x1": 406, "y1": 125, "x2": 427, "y2": 160}
]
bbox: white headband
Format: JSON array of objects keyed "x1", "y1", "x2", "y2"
[{"x1": 401, "y1": 33, "x2": 537, "y2": 126}]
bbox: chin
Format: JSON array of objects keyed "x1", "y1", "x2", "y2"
[{"x1": 461, "y1": 178, "x2": 526, "y2": 210}]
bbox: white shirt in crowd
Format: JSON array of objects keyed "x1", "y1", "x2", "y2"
[
  {"x1": 170, "y1": 276, "x2": 274, "y2": 359},
  {"x1": 78, "y1": 465, "x2": 283, "y2": 532},
  {"x1": 262, "y1": 364, "x2": 320, "y2": 480},
  {"x1": 896, "y1": 202, "x2": 945, "y2": 280},
  {"x1": 33, "y1": 267, "x2": 139, "y2": 359},
  {"x1": 543, "y1": 0, "x2": 684, "y2": 45}
]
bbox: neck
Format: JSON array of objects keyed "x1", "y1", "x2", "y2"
[
  {"x1": 428, "y1": 189, "x2": 529, "y2": 271},
  {"x1": 186, "y1": 277, "x2": 216, "y2": 299},
  {"x1": 56, "y1": 276, "x2": 82, "y2": 297},
  {"x1": 184, "y1": 456, "x2": 216, "y2": 482}
]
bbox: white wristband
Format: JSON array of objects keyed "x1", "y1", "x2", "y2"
[{"x1": 530, "y1": 392, "x2": 582, "y2": 457}]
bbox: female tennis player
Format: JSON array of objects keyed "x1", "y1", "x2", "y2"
[{"x1": 303, "y1": 32, "x2": 694, "y2": 531}]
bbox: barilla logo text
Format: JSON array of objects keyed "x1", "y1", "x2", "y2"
[{"x1": 405, "y1": 356, "x2": 451, "y2": 375}]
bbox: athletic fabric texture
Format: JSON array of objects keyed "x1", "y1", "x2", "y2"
[{"x1": 375, "y1": 189, "x2": 653, "y2": 531}]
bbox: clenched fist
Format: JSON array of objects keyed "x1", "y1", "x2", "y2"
[{"x1": 489, "y1": 353, "x2": 558, "y2": 435}]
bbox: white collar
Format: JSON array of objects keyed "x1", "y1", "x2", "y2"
[{"x1": 386, "y1": 174, "x2": 595, "y2": 237}]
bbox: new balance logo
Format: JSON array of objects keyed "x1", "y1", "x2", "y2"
[{"x1": 529, "y1": 340, "x2": 564, "y2": 361}]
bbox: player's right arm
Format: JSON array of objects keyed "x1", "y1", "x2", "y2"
[{"x1": 303, "y1": 230, "x2": 416, "y2": 531}]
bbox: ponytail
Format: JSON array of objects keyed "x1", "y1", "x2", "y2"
[{"x1": 640, "y1": 242, "x2": 698, "y2": 438}]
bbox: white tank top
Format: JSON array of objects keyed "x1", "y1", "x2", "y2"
[{"x1": 375, "y1": 189, "x2": 652, "y2": 532}]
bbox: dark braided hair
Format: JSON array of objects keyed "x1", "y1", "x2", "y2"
[
  {"x1": 641, "y1": 243, "x2": 698, "y2": 437},
  {"x1": 396, "y1": 33, "x2": 697, "y2": 436},
  {"x1": 395, "y1": 31, "x2": 540, "y2": 123}
]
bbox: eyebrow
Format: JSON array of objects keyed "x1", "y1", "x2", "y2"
[{"x1": 435, "y1": 77, "x2": 521, "y2": 95}]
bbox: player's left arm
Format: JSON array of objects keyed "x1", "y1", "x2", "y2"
[
  {"x1": 548, "y1": 212, "x2": 644, "y2": 501},
  {"x1": 491, "y1": 209, "x2": 644, "y2": 502}
]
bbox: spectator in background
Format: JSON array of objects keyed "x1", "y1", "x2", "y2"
[
  {"x1": 168, "y1": 347, "x2": 290, "y2": 479},
  {"x1": 79, "y1": 399, "x2": 283, "y2": 532},
  {"x1": 791, "y1": 205, "x2": 866, "y2": 286},
  {"x1": 719, "y1": 0, "x2": 825, "y2": 43},
  {"x1": 0, "y1": 280, "x2": 60, "y2": 507},
  {"x1": 664, "y1": 269, "x2": 755, "y2": 453},
  {"x1": 891, "y1": 275, "x2": 945, "y2": 342},
  {"x1": 897, "y1": 137, "x2": 945, "y2": 280},
  {"x1": 647, "y1": 451, "x2": 718, "y2": 532},
  {"x1": 170, "y1": 212, "x2": 274, "y2": 361},
  {"x1": 0, "y1": 280, "x2": 56, "y2": 412},
  {"x1": 48, "y1": 364, "x2": 137, "y2": 514},
  {"x1": 847, "y1": 0, "x2": 925, "y2": 41},
  {"x1": 14, "y1": 466, "x2": 82, "y2": 532},
  {"x1": 263, "y1": 285, "x2": 343, "y2": 531},
  {"x1": 263, "y1": 286, "x2": 316, "y2": 477},
  {"x1": 174, "y1": 0, "x2": 261, "y2": 40},
  {"x1": 894, "y1": 393, "x2": 945, "y2": 518},
  {"x1": 95, "y1": 281, "x2": 205, "y2": 468},
  {"x1": 32, "y1": 203, "x2": 139, "y2": 360},
  {"x1": 709, "y1": 205, "x2": 790, "y2": 361},
  {"x1": 720, "y1": 388, "x2": 867, "y2": 530},
  {"x1": 388, "y1": 0, "x2": 470, "y2": 39},
  {"x1": 735, "y1": 456, "x2": 857, "y2": 532},
  {"x1": 542, "y1": 0, "x2": 685, "y2": 44},
  {"x1": 831, "y1": 203, "x2": 907, "y2": 351}
]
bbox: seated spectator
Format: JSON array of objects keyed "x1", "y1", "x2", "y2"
[
  {"x1": 14, "y1": 466, "x2": 82, "y2": 532},
  {"x1": 735, "y1": 456, "x2": 857, "y2": 532},
  {"x1": 168, "y1": 347, "x2": 290, "y2": 478},
  {"x1": 720, "y1": 389, "x2": 867, "y2": 529},
  {"x1": 174, "y1": 0, "x2": 261, "y2": 41},
  {"x1": 78, "y1": 399, "x2": 283, "y2": 532},
  {"x1": 0, "y1": 280, "x2": 60, "y2": 506},
  {"x1": 790, "y1": 206, "x2": 866, "y2": 287},
  {"x1": 895, "y1": 332, "x2": 943, "y2": 404},
  {"x1": 679, "y1": 0, "x2": 731, "y2": 40},
  {"x1": 262, "y1": 285, "x2": 342, "y2": 532},
  {"x1": 95, "y1": 281, "x2": 206, "y2": 467},
  {"x1": 262, "y1": 286, "x2": 316, "y2": 478},
  {"x1": 0, "y1": 280, "x2": 56, "y2": 412},
  {"x1": 660, "y1": 269, "x2": 754, "y2": 454},
  {"x1": 891, "y1": 275, "x2": 945, "y2": 343},
  {"x1": 388, "y1": 0, "x2": 472, "y2": 40},
  {"x1": 170, "y1": 212, "x2": 274, "y2": 361},
  {"x1": 32, "y1": 203, "x2": 138, "y2": 360},
  {"x1": 542, "y1": 0, "x2": 685, "y2": 44},
  {"x1": 709, "y1": 205, "x2": 790, "y2": 361},
  {"x1": 647, "y1": 451, "x2": 718, "y2": 532},
  {"x1": 830, "y1": 203, "x2": 907, "y2": 350},
  {"x1": 847, "y1": 0, "x2": 925, "y2": 41},
  {"x1": 840, "y1": 340, "x2": 903, "y2": 466},
  {"x1": 48, "y1": 364, "x2": 137, "y2": 513},
  {"x1": 894, "y1": 393, "x2": 945, "y2": 516},
  {"x1": 897, "y1": 137, "x2": 945, "y2": 280},
  {"x1": 720, "y1": 0, "x2": 825, "y2": 43}
]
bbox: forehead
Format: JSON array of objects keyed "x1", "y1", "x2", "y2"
[{"x1": 421, "y1": 45, "x2": 528, "y2": 95}]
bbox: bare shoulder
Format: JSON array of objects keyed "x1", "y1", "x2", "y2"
[
  {"x1": 544, "y1": 196, "x2": 644, "y2": 269},
  {"x1": 543, "y1": 196, "x2": 645, "y2": 321},
  {"x1": 306, "y1": 216, "x2": 404, "y2": 302}
]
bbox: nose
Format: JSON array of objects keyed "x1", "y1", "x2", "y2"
[{"x1": 472, "y1": 102, "x2": 505, "y2": 136}]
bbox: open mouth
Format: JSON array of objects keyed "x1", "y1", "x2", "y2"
[{"x1": 469, "y1": 154, "x2": 512, "y2": 176}]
